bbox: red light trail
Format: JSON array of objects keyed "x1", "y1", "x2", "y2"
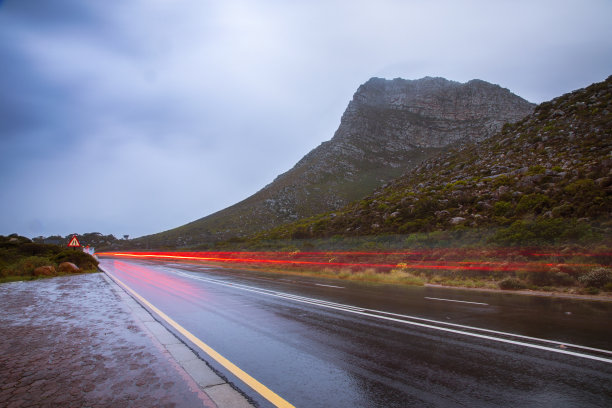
[{"x1": 96, "y1": 250, "x2": 606, "y2": 273}]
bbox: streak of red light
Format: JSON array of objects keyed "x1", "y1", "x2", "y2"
[{"x1": 96, "y1": 251, "x2": 604, "y2": 273}]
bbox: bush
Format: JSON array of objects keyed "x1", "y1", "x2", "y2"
[
  {"x1": 531, "y1": 268, "x2": 577, "y2": 287},
  {"x1": 551, "y1": 203, "x2": 574, "y2": 217},
  {"x1": 53, "y1": 250, "x2": 99, "y2": 271},
  {"x1": 499, "y1": 277, "x2": 527, "y2": 290},
  {"x1": 527, "y1": 271, "x2": 552, "y2": 286},
  {"x1": 493, "y1": 201, "x2": 513, "y2": 216},
  {"x1": 492, "y1": 175, "x2": 513, "y2": 188},
  {"x1": 491, "y1": 218, "x2": 594, "y2": 246},
  {"x1": 9, "y1": 256, "x2": 50, "y2": 276},
  {"x1": 578, "y1": 268, "x2": 612, "y2": 288},
  {"x1": 527, "y1": 165, "x2": 546, "y2": 175},
  {"x1": 551, "y1": 271, "x2": 575, "y2": 286},
  {"x1": 585, "y1": 287, "x2": 600, "y2": 295},
  {"x1": 515, "y1": 193, "x2": 551, "y2": 215},
  {"x1": 18, "y1": 242, "x2": 60, "y2": 257},
  {"x1": 564, "y1": 179, "x2": 595, "y2": 196}
]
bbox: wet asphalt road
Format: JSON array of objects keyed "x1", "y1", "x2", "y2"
[{"x1": 100, "y1": 258, "x2": 612, "y2": 408}]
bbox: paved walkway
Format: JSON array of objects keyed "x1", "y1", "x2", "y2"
[{"x1": 0, "y1": 273, "x2": 252, "y2": 408}]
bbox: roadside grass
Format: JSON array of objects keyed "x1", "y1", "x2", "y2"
[
  {"x1": 161, "y1": 253, "x2": 611, "y2": 297},
  {"x1": 108, "y1": 228, "x2": 612, "y2": 296}
]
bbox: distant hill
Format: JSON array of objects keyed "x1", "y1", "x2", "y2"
[
  {"x1": 135, "y1": 77, "x2": 534, "y2": 248},
  {"x1": 259, "y1": 76, "x2": 611, "y2": 246},
  {"x1": 33, "y1": 232, "x2": 123, "y2": 250}
]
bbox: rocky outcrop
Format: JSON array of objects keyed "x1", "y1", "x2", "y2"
[
  {"x1": 264, "y1": 75, "x2": 611, "y2": 242},
  {"x1": 136, "y1": 77, "x2": 534, "y2": 247},
  {"x1": 33, "y1": 265, "x2": 56, "y2": 276},
  {"x1": 59, "y1": 262, "x2": 80, "y2": 274}
]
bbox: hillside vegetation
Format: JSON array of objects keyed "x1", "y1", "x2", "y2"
[
  {"x1": 257, "y1": 76, "x2": 611, "y2": 247},
  {"x1": 33, "y1": 232, "x2": 125, "y2": 251}
]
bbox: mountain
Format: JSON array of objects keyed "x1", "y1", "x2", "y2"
[
  {"x1": 260, "y1": 76, "x2": 611, "y2": 245},
  {"x1": 135, "y1": 77, "x2": 534, "y2": 248}
]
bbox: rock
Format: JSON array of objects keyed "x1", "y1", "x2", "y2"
[
  {"x1": 33, "y1": 265, "x2": 56, "y2": 276},
  {"x1": 450, "y1": 217, "x2": 466, "y2": 225},
  {"x1": 552, "y1": 109, "x2": 565, "y2": 116},
  {"x1": 59, "y1": 262, "x2": 80, "y2": 274},
  {"x1": 495, "y1": 185, "x2": 510, "y2": 197},
  {"x1": 595, "y1": 177, "x2": 611, "y2": 187}
]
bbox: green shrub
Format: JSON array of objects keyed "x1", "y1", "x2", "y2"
[
  {"x1": 490, "y1": 218, "x2": 593, "y2": 246},
  {"x1": 527, "y1": 269, "x2": 576, "y2": 287},
  {"x1": 585, "y1": 287, "x2": 600, "y2": 295},
  {"x1": 516, "y1": 193, "x2": 551, "y2": 215},
  {"x1": 551, "y1": 271, "x2": 575, "y2": 286},
  {"x1": 493, "y1": 201, "x2": 513, "y2": 216},
  {"x1": 492, "y1": 175, "x2": 513, "y2": 188},
  {"x1": 551, "y1": 203, "x2": 574, "y2": 217},
  {"x1": 412, "y1": 198, "x2": 439, "y2": 218},
  {"x1": 564, "y1": 179, "x2": 595, "y2": 196},
  {"x1": 53, "y1": 250, "x2": 99, "y2": 271},
  {"x1": 17, "y1": 242, "x2": 59, "y2": 257},
  {"x1": 578, "y1": 268, "x2": 612, "y2": 288},
  {"x1": 9, "y1": 256, "x2": 50, "y2": 276},
  {"x1": 527, "y1": 271, "x2": 552, "y2": 286},
  {"x1": 499, "y1": 277, "x2": 527, "y2": 290},
  {"x1": 527, "y1": 165, "x2": 546, "y2": 175}
]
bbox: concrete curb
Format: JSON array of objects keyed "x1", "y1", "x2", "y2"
[{"x1": 99, "y1": 269, "x2": 254, "y2": 408}]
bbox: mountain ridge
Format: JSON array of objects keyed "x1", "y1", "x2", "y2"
[
  {"x1": 258, "y1": 75, "x2": 612, "y2": 244},
  {"x1": 134, "y1": 76, "x2": 534, "y2": 248}
]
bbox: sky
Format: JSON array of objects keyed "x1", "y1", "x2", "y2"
[{"x1": 0, "y1": 0, "x2": 611, "y2": 240}]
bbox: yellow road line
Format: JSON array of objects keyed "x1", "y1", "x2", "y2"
[{"x1": 105, "y1": 270, "x2": 295, "y2": 408}]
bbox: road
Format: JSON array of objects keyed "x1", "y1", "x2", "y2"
[{"x1": 99, "y1": 258, "x2": 612, "y2": 407}]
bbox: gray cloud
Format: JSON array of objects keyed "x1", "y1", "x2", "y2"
[{"x1": 1, "y1": 0, "x2": 611, "y2": 238}]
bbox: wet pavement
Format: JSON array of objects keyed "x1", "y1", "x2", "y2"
[
  {"x1": 0, "y1": 273, "x2": 241, "y2": 408},
  {"x1": 101, "y1": 258, "x2": 612, "y2": 408}
]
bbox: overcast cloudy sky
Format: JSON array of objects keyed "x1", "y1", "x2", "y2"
[{"x1": 1, "y1": 0, "x2": 610, "y2": 239}]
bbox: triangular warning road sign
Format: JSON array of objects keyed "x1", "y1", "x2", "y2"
[{"x1": 67, "y1": 236, "x2": 81, "y2": 247}]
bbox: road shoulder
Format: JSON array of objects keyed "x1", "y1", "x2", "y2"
[{"x1": 100, "y1": 270, "x2": 253, "y2": 408}]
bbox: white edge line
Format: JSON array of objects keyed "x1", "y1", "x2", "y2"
[
  {"x1": 187, "y1": 272, "x2": 612, "y2": 356},
  {"x1": 425, "y1": 297, "x2": 489, "y2": 306},
  {"x1": 174, "y1": 270, "x2": 612, "y2": 364},
  {"x1": 315, "y1": 283, "x2": 345, "y2": 289}
]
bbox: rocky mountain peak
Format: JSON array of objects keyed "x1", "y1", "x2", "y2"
[
  {"x1": 263, "y1": 75, "x2": 611, "y2": 243},
  {"x1": 135, "y1": 76, "x2": 535, "y2": 248},
  {"x1": 335, "y1": 76, "x2": 533, "y2": 148}
]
